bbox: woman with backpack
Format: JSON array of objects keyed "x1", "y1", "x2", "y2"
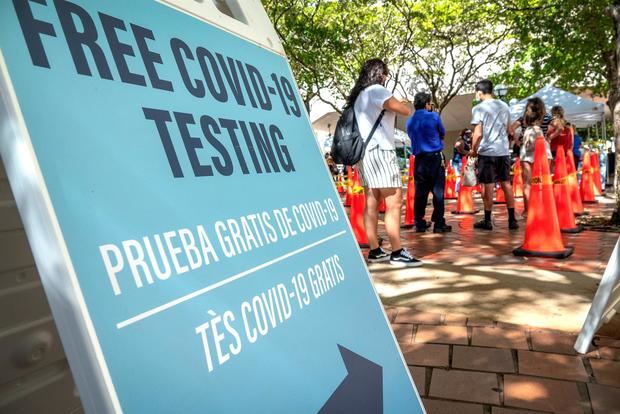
[{"x1": 347, "y1": 58, "x2": 422, "y2": 267}]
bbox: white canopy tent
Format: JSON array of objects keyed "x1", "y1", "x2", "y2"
[{"x1": 509, "y1": 85, "x2": 606, "y2": 137}]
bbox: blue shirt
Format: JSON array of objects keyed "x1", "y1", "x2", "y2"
[
  {"x1": 573, "y1": 134, "x2": 582, "y2": 159},
  {"x1": 406, "y1": 109, "x2": 446, "y2": 155}
]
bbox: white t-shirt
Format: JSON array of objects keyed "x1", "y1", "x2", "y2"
[
  {"x1": 471, "y1": 98, "x2": 511, "y2": 156},
  {"x1": 520, "y1": 126, "x2": 552, "y2": 163},
  {"x1": 354, "y1": 84, "x2": 395, "y2": 150}
]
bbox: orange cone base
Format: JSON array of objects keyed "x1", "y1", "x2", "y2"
[
  {"x1": 451, "y1": 209, "x2": 480, "y2": 215},
  {"x1": 494, "y1": 200, "x2": 506, "y2": 205},
  {"x1": 513, "y1": 245, "x2": 573, "y2": 259},
  {"x1": 358, "y1": 241, "x2": 370, "y2": 248},
  {"x1": 583, "y1": 200, "x2": 598, "y2": 204},
  {"x1": 446, "y1": 195, "x2": 458, "y2": 200},
  {"x1": 575, "y1": 211, "x2": 589, "y2": 216},
  {"x1": 560, "y1": 224, "x2": 584, "y2": 234}
]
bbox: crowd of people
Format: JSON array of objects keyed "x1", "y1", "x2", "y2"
[{"x1": 335, "y1": 58, "x2": 595, "y2": 268}]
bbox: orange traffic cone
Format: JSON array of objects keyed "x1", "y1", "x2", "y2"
[
  {"x1": 513, "y1": 138, "x2": 573, "y2": 258},
  {"x1": 513, "y1": 158, "x2": 524, "y2": 198},
  {"x1": 553, "y1": 146, "x2": 583, "y2": 233},
  {"x1": 401, "y1": 155, "x2": 416, "y2": 229},
  {"x1": 445, "y1": 162, "x2": 457, "y2": 200},
  {"x1": 336, "y1": 173, "x2": 346, "y2": 194},
  {"x1": 494, "y1": 183, "x2": 506, "y2": 204},
  {"x1": 452, "y1": 156, "x2": 480, "y2": 215},
  {"x1": 592, "y1": 152, "x2": 603, "y2": 196},
  {"x1": 580, "y1": 151, "x2": 598, "y2": 204},
  {"x1": 566, "y1": 151, "x2": 586, "y2": 216},
  {"x1": 348, "y1": 167, "x2": 368, "y2": 247},
  {"x1": 344, "y1": 166, "x2": 353, "y2": 207}
]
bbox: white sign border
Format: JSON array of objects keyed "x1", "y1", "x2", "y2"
[{"x1": 0, "y1": 51, "x2": 122, "y2": 412}]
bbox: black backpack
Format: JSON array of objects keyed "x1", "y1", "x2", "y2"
[{"x1": 331, "y1": 106, "x2": 385, "y2": 166}]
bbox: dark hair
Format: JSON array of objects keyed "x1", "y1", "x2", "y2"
[
  {"x1": 345, "y1": 58, "x2": 389, "y2": 108},
  {"x1": 551, "y1": 105, "x2": 565, "y2": 119},
  {"x1": 460, "y1": 128, "x2": 471, "y2": 138},
  {"x1": 413, "y1": 92, "x2": 431, "y2": 110},
  {"x1": 475, "y1": 79, "x2": 493, "y2": 95},
  {"x1": 523, "y1": 97, "x2": 546, "y2": 127}
]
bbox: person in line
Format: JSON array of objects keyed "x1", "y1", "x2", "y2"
[
  {"x1": 547, "y1": 105, "x2": 573, "y2": 163},
  {"x1": 469, "y1": 79, "x2": 519, "y2": 230},
  {"x1": 511, "y1": 108, "x2": 553, "y2": 142},
  {"x1": 519, "y1": 97, "x2": 552, "y2": 216},
  {"x1": 453, "y1": 128, "x2": 472, "y2": 192},
  {"x1": 453, "y1": 129, "x2": 472, "y2": 167},
  {"x1": 325, "y1": 152, "x2": 338, "y2": 178},
  {"x1": 572, "y1": 124, "x2": 582, "y2": 166},
  {"x1": 406, "y1": 92, "x2": 452, "y2": 233},
  {"x1": 348, "y1": 58, "x2": 422, "y2": 267}
]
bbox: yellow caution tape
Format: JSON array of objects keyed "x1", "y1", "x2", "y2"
[{"x1": 530, "y1": 175, "x2": 553, "y2": 185}]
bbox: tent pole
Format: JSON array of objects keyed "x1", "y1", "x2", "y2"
[{"x1": 595, "y1": 121, "x2": 599, "y2": 140}]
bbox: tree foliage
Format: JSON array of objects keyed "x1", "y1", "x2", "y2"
[
  {"x1": 262, "y1": 0, "x2": 408, "y2": 112},
  {"x1": 264, "y1": 0, "x2": 514, "y2": 114},
  {"x1": 391, "y1": 0, "x2": 512, "y2": 113},
  {"x1": 493, "y1": 0, "x2": 614, "y2": 99}
]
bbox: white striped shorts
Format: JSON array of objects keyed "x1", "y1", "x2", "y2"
[{"x1": 358, "y1": 147, "x2": 401, "y2": 189}]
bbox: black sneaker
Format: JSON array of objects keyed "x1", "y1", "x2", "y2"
[
  {"x1": 390, "y1": 248, "x2": 423, "y2": 267},
  {"x1": 474, "y1": 219, "x2": 493, "y2": 230},
  {"x1": 509, "y1": 220, "x2": 519, "y2": 230},
  {"x1": 368, "y1": 247, "x2": 390, "y2": 263},
  {"x1": 433, "y1": 223, "x2": 452, "y2": 233},
  {"x1": 415, "y1": 221, "x2": 429, "y2": 233}
]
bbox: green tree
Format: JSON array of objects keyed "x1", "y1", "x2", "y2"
[
  {"x1": 391, "y1": 0, "x2": 512, "y2": 113},
  {"x1": 263, "y1": 0, "x2": 410, "y2": 113},
  {"x1": 494, "y1": 0, "x2": 620, "y2": 218},
  {"x1": 494, "y1": 0, "x2": 613, "y2": 97}
]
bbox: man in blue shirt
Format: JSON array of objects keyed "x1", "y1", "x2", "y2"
[
  {"x1": 572, "y1": 124, "x2": 582, "y2": 165},
  {"x1": 406, "y1": 92, "x2": 451, "y2": 233}
]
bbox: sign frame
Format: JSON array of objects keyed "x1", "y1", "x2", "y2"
[{"x1": 575, "y1": 236, "x2": 620, "y2": 354}]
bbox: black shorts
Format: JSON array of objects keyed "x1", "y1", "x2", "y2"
[{"x1": 477, "y1": 155, "x2": 511, "y2": 184}]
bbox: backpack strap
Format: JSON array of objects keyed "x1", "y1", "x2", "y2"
[{"x1": 361, "y1": 110, "x2": 385, "y2": 158}]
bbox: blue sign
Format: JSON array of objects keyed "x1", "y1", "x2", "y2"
[{"x1": 0, "y1": 1, "x2": 423, "y2": 412}]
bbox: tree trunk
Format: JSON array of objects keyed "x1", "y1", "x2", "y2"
[{"x1": 607, "y1": 3, "x2": 620, "y2": 223}]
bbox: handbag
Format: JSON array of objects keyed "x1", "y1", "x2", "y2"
[{"x1": 462, "y1": 156, "x2": 478, "y2": 187}]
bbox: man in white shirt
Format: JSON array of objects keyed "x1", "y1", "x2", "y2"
[{"x1": 469, "y1": 79, "x2": 518, "y2": 231}]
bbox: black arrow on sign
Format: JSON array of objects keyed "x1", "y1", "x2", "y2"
[{"x1": 318, "y1": 344, "x2": 383, "y2": 414}]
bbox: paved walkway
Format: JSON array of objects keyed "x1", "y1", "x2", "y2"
[
  {"x1": 385, "y1": 305, "x2": 620, "y2": 414},
  {"x1": 355, "y1": 193, "x2": 620, "y2": 413}
]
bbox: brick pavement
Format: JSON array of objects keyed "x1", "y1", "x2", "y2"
[
  {"x1": 386, "y1": 306, "x2": 620, "y2": 414},
  {"x1": 351, "y1": 191, "x2": 620, "y2": 412},
  {"x1": 367, "y1": 196, "x2": 620, "y2": 332}
]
